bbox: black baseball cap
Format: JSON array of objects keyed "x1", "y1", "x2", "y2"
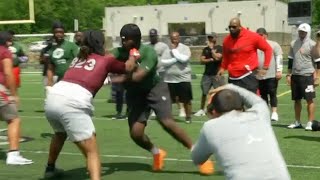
[
  {"x1": 149, "y1": 28, "x2": 158, "y2": 36},
  {"x1": 120, "y1": 24, "x2": 141, "y2": 40},
  {"x1": 52, "y1": 21, "x2": 65, "y2": 30},
  {"x1": 0, "y1": 31, "x2": 12, "y2": 45},
  {"x1": 83, "y1": 30, "x2": 105, "y2": 56},
  {"x1": 207, "y1": 32, "x2": 217, "y2": 38},
  {"x1": 256, "y1": 28, "x2": 268, "y2": 35}
]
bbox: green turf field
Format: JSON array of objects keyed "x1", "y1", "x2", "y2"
[{"x1": 0, "y1": 65, "x2": 320, "y2": 180}]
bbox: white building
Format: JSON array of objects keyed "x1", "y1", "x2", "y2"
[{"x1": 104, "y1": 0, "x2": 293, "y2": 42}]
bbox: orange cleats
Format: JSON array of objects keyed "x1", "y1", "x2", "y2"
[
  {"x1": 199, "y1": 160, "x2": 214, "y2": 175},
  {"x1": 152, "y1": 149, "x2": 167, "y2": 171}
]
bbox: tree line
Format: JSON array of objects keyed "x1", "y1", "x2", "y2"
[{"x1": 0, "y1": 0, "x2": 319, "y2": 34}]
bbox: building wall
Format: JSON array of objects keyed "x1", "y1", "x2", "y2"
[{"x1": 104, "y1": 0, "x2": 293, "y2": 39}]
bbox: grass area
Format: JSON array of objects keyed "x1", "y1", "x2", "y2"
[{"x1": 0, "y1": 66, "x2": 320, "y2": 179}]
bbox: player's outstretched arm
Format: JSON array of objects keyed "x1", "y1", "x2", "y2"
[
  {"x1": 191, "y1": 127, "x2": 212, "y2": 165},
  {"x1": 109, "y1": 74, "x2": 127, "y2": 83},
  {"x1": 3, "y1": 58, "x2": 17, "y2": 97},
  {"x1": 130, "y1": 67, "x2": 147, "y2": 82},
  {"x1": 47, "y1": 63, "x2": 55, "y2": 86},
  {"x1": 224, "y1": 84, "x2": 266, "y2": 109}
]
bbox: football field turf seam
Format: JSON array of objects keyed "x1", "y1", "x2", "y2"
[{"x1": 15, "y1": 150, "x2": 320, "y2": 169}]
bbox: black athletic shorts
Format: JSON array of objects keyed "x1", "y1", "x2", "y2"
[
  {"x1": 258, "y1": 78, "x2": 278, "y2": 96},
  {"x1": 201, "y1": 75, "x2": 226, "y2": 95},
  {"x1": 167, "y1": 82, "x2": 193, "y2": 103},
  {"x1": 291, "y1": 75, "x2": 315, "y2": 101},
  {"x1": 126, "y1": 82, "x2": 172, "y2": 127},
  {"x1": 228, "y1": 73, "x2": 258, "y2": 93}
]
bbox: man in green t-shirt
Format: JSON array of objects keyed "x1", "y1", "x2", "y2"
[
  {"x1": 47, "y1": 22, "x2": 79, "y2": 86},
  {"x1": 111, "y1": 24, "x2": 213, "y2": 175}
]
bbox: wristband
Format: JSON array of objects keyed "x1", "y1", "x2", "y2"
[{"x1": 129, "y1": 48, "x2": 140, "y2": 60}]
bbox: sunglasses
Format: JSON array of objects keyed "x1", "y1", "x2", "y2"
[{"x1": 228, "y1": 26, "x2": 238, "y2": 29}]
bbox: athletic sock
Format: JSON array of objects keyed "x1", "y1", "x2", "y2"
[
  {"x1": 151, "y1": 146, "x2": 160, "y2": 155},
  {"x1": 190, "y1": 145, "x2": 194, "y2": 151},
  {"x1": 8, "y1": 149, "x2": 18, "y2": 152},
  {"x1": 46, "y1": 163, "x2": 56, "y2": 171}
]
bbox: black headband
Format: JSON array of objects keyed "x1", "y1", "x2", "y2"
[
  {"x1": 83, "y1": 30, "x2": 105, "y2": 56},
  {"x1": 0, "y1": 31, "x2": 12, "y2": 45}
]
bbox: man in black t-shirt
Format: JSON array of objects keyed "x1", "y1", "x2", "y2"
[
  {"x1": 40, "y1": 37, "x2": 58, "y2": 87},
  {"x1": 194, "y1": 32, "x2": 225, "y2": 116}
]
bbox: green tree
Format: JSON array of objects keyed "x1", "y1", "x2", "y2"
[
  {"x1": 0, "y1": 0, "x2": 319, "y2": 33},
  {"x1": 312, "y1": 0, "x2": 320, "y2": 27}
]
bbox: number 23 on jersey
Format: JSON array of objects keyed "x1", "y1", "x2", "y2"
[{"x1": 70, "y1": 58, "x2": 96, "y2": 71}]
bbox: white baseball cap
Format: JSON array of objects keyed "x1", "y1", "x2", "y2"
[{"x1": 298, "y1": 23, "x2": 310, "y2": 33}]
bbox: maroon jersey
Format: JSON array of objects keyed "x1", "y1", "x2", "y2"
[
  {"x1": 63, "y1": 54, "x2": 126, "y2": 96},
  {"x1": 0, "y1": 46, "x2": 12, "y2": 85}
]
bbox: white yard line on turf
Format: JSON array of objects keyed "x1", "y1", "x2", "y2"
[
  {"x1": 21, "y1": 72, "x2": 41, "y2": 74},
  {"x1": 22, "y1": 81, "x2": 291, "y2": 87},
  {"x1": 15, "y1": 150, "x2": 320, "y2": 169},
  {"x1": 18, "y1": 115, "x2": 295, "y2": 127},
  {"x1": 277, "y1": 90, "x2": 291, "y2": 97},
  {"x1": 20, "y1": 97, "x2": 108, "y2": 102},
  {"x1": 19, "y1": 97, "x2": 295, "y2": 105},
  {"x1": 20, "y1": 115, "x2": 206, "y2": 123}
]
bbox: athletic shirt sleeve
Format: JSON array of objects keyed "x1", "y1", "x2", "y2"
[
  {"x1": 71, "y1": 43, "x2": 79, "y2": 58},
  {"x1": 201, "y1": 47, "x2": 207, "y2": 56},
  {"x1": 273, "y1": 42, "x2": 283, "y2": 56},
  {"x1": 139, "y1": 46, "x2": 157, "y2": 72},
  {"x1": 110, "y1": 48, "x2": 120, "y2": 59},
  {"x1": 288, "y1": 41, "x2": 295, "y2": 59},
  {"x1": 201, "y1": 47, "x2": 212, "y2": 58},
  {"x1": 1, "y1": 48, "x2": 12, "y2": 60},
  {"x1": 191, "y1": 125, "x2": 212, "y2": 165},
  {"x1": 215, "y1": 45, "x2": 223, "y2": 54},
  {"x1": 221, "y1": 38, "x2": 229, "y2": 69},
  {"x1": 225, "y1": 84, "x2": 269, "y2": 123},
  {"x1": 256, "y1": 35, "x2": 272, "y2": 68},
  {"x1": 106, "y1": 55, "x2": 126, "y2": 74},
  {"x1": 48, "y1": 48, "x2": 54, "y2": 64}
]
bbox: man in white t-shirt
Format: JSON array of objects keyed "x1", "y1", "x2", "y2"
[{"x1": 191, "y1": 84, "x2": 290, "y2": 180}]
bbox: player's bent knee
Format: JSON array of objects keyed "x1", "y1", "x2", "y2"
[
  {"x1": 129, "y1": 129, "x2": 145, "y2": 141},
  {"x1": 55, "y1": 132, "x2": 67, "y2": 139},
  {"x1": 6, "y1": 117, "x2": 20, "y2": 124},
  {"x1": 75, "y1": 136, "x2": 98, "y2": 150}
]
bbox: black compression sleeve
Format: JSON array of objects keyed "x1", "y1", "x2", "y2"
[{"x1": 288, "y1": 58, "x2": 293, "y2": 69}]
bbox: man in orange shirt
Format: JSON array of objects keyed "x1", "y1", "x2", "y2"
[{"x1": 218, "y1": 18, "x2": 272, "y2": 93}]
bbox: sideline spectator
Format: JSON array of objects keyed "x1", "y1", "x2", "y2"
[
  {"x1": 0, "y1": 31, "x2": 33, "y2": 165},
  {"x1": 217, "y1": 17, "x2": 272, "y2": 93},
  {"x1": 286, "y1": 23, "x2": 316, "y2": 130},
  {"x1": 162, "y1": 32, "x2": 193, "y2": 123},
  {"x1": 194, "y1": 32, "x2": 225, "y2": 117},
  {"x1": 256, "y1": 28, "x2": 283, "y2": 121}
]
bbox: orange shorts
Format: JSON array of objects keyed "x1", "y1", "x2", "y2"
[{"x1": 13, "y1": 67, "x2": 21, "y2": 88}]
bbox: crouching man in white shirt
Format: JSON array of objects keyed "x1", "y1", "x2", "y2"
[{"x1": 191, "y1": 84, "x2": 290, "y2": 180}]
